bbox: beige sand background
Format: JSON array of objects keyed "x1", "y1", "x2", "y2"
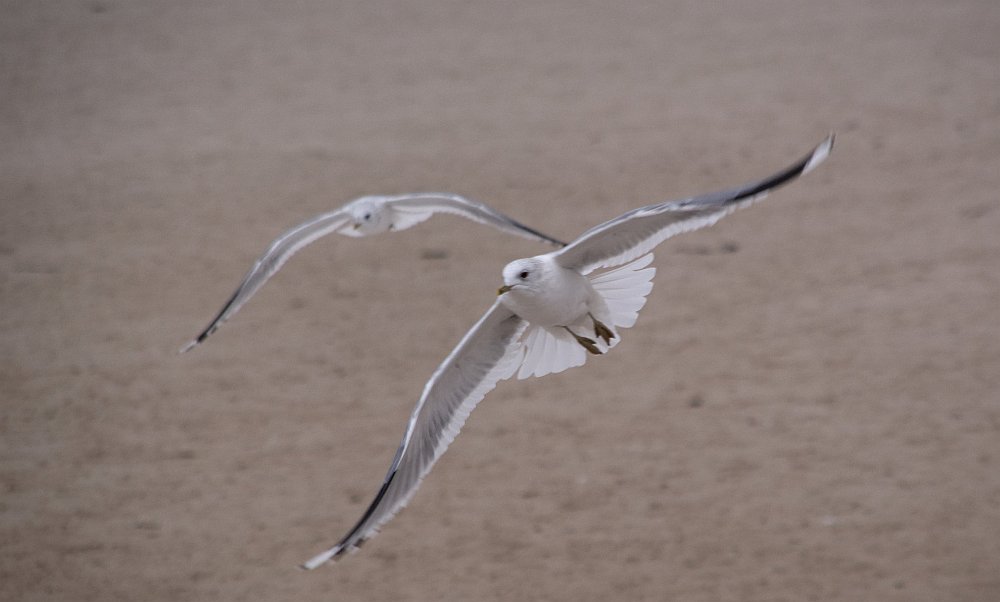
[{"x1": 3, "y1": 1, "x2": 999, "y2": 600}]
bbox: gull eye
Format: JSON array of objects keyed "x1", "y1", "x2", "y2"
[
  {"x1": 363, "y1": 213, "x2": 372, "y2": 221},
  {"x1": 519, "y1": 270, "x2": 529, "y2": 279}
]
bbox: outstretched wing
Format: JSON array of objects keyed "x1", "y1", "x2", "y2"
[
  {"x1": 301, "y1": 300, "x2": 527, "y2": 569},
  {"x1": 553, "y1": 135, "x2": 834, "y2": 274},
  {"x1": 179, "y1": 208, "x2": 351, "y2": 353},
  {"x1": 386, "y1": 193, "x2": 566, "y2": 247}
]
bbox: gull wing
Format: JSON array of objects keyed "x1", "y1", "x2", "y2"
[
  {"x1": 179, "y1": 208, "x2": 351, "y2": 353},
  {"x1": 386, "y1": 193, "x2": 566, "y2": 247},
  {"x1": 553, "y1": 135, "x2": 834, "y2": 274},
  {"x1": 301, "y1": 300, "x2": 527, "y2": 569}
]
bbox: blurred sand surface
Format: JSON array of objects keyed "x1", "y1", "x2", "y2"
[{"x1": 3, "y1": 1, "x2": 999, "y2": 600}]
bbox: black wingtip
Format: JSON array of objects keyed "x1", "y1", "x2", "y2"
[
  {"x1": 729, "y1": 133, "x2": 836, "y2": 203},
  {"x1": 515, "y1": 220, "x2": 567, "y2": 248},
  {"x1": 178, "y1": 331, "x2": 208, "y2": 354}
]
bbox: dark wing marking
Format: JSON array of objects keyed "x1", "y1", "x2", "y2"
[
  {"x1": 387, "y1": 193, "x2": 566, "y2": 247},
  {"x1": 180, "y1": 209, "x2": 352, "y2": 352},
  {"x1": 301, "y1": 300, "x2": 526, "y2": 569},
  {"x1": 554, "y1": 135, "x2": 834, "y2": 274}
]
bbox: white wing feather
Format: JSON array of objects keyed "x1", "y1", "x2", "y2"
[
  {"x1": 179, "y1": 209, "x2": 351, "y2": 352},
  {"x1": 302, "y1": 300, "x2": 526, "y2": 569},
  {"x1": 386, "y1": 193, "x2": 565, "y2": 246}
]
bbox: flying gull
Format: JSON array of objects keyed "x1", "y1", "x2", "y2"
[
  {"x1": 180, "y1": 194, "x2": 565, "y2": 353},
  {"x1": 297, "y1": 135, "x2": 834, "y2": 569}
]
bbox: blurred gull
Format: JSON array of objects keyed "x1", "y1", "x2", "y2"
[
  {"x1": 180, "y1": 194, "x2": 565, "y2": 352},
  {"x1": 302, "y1": 135, "x2": 834, "y2": 569}
]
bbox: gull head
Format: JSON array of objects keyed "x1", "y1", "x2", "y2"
[
  {"x1": 498, "y1": 255, "x2": 589, "y2": 326},
  {"x1": 498, "y1": 257, "x2": 546, "y2": 296},
  {"x1": 346, "y1": 197, "x2": 390, "y2": 235}
]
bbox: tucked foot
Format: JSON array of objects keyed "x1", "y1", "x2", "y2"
[
  {"x1": 589, "y1": 313, "x2": 616, "y2": 345},
  {"x1": 564, "y1": 327, "x2": 603, "y2": 355}
]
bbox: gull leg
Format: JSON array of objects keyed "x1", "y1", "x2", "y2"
[
  {"x1": 563, "y1": 326, "x2": 602, "y2": 355},
  {"x1": 588, "y1": 313, "x2": 616, "y2": 345}
]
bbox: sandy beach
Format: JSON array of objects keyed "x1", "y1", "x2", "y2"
[{"x1": 3, "y1": 1, "x2": 999, "y2": 600}]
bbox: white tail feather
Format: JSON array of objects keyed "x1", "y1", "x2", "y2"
[
  {"x1": 517, "y1": 325, "x2": 587, "y2": 379},
  {"x1": 590, "y1": 253, "x2": 656, "y2": 329}
]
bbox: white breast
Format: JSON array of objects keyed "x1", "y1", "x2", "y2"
[{"x1": 500, "y1": 258, "x2": 592, "y2": 327}]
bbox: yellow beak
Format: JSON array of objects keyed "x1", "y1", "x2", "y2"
[{"x1": 497, "y1": 284, "x2": 514, "y2": 296}]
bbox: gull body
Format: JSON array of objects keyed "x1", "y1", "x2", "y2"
[
  {"x1": 295, "y1": 135, "x2": 835, "y2": 570},
  {"x1": 180, "y1": 193, "x2": 564, "y2": 353},
  {"x1": 499, "y1": 255, "x2": 620, "y2": 358},
  {"x1": 499, "y1": 256, "x2": 600, "y2": 328},
  {"x1": 342, "y1": 197, "x2": 392, "y2": 235}
]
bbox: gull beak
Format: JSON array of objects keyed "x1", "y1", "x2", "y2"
[
  {"x1": 352, "y1": 222, "x2": 361, "y2": 230},
  {"x1": 497, "y1": 284, "x2": 514, "y2": 296}
]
